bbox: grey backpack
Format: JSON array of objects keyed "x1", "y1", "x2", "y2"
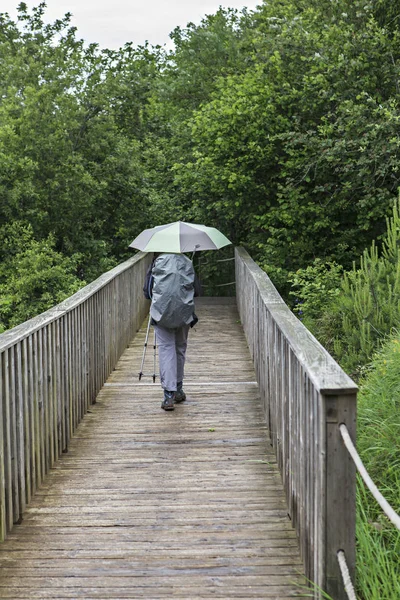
[{"x1": 150, "y1": 253, "x2": 195, "y2": 328}]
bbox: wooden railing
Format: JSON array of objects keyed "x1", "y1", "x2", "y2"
[
  {"x1": 0, "y1": 251, "x2": 151, "y2": 541},
  {"x1": 235, "y1": 247, "x2": 358, "y2": 600}
]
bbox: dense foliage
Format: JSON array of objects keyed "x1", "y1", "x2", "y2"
[
  {"x1": 151, "y1": 0, "x2": 400, "y2": 292},
  {"x1": 2, "y1": 0, "x2": 400, "y2": 327},
  {"x1": 0, "y1": 2, "x2": 160, "y2": 331},
  {"x1": 355, "y1": 335, "x2": 400, "y2": 600},
  {"x1": 292, "y1": 206, "x2": 400, "y2": 599},
  {"x1": 292, "y1": 200, "x2": 400, "y2": 376}
]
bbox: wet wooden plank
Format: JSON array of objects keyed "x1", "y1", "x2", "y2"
[{"x1": 0, "y1": 300, "x2": 305, "y2": 598}]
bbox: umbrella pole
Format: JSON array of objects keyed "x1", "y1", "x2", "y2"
[
  {"x1": 190, "y1": 244, "x2": 200, "y2": 261},
  {"x1": 138, "y1": 314, "x2": 152, "y2": 381}
]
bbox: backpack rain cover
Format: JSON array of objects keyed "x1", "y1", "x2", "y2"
[{"x1": 150, "y1": 253, "x2": 195, "y2": 328}]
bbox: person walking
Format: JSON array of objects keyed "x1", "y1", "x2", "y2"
[
  {"x1": 131, "y1": 221, "x2": 231, "y2": 408},
  {"x1": 143, "y1": 252, "x2": 200, "y2": 411}
]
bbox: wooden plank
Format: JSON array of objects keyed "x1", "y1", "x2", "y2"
[
  {"x1": 48, "y1": 321, "x2": 56, "y2": 466},
  {"x1": 42, "y1": 326, "x2": 50, "y2": 476},
  {"x1": 61, "y1": 314, "x2": 68, "y2": 453},
  {"x1": 66, "y1": 311, "x2": 73, "y2": 451},
  {"x1": 27, "y1": 335, "x2": 36, "y2": 496},
  {"x1": 21, "y1": 338, "x2": 31, "y2": 506},
  {"x1": 70, "y1": 310, "x2": 76, "y2": 436},
  {"x1": 37, "y1": 328, "x2": 46, "y2": 483},
  {"x1": 0, "y1": 300, "x2": 304, "y2": 599},
  {"x1": 8, "y1": 347, "x2": 20, "y2": 524},
  {"x1": 0, "y1": 352, "x2": 6, "y2": 540},
  {"x1": 324, "y1": 394, "x2": 357, "y2": 600},
  {"x1": 14, "y1": 342, "x2": 26, "y2": 516},
  {"x1": 83, "y1": 302, "x2": 89, "y2": 414},
  {"x1": 2, "y1": 350, "x2": 13, "y2": 532}
]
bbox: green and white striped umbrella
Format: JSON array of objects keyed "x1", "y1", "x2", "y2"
[{"x1": 129, "y1": 221, "x2": 231, "y2": 253}]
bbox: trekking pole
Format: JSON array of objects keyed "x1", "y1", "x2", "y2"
[
  {"x1": 152, "y1": 328, "x2": 157, "y2": 383},
  {"x1": 138, "y1": 314, "x2": 152, "y2": 381}
]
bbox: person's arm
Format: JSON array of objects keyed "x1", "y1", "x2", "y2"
[{"x1": 143, "y1": 263, "x2": 154, "y2": 299}]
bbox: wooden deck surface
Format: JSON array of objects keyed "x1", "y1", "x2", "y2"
[{"x1": 0, "y1": 298, "x2": 305, "y2": 599}]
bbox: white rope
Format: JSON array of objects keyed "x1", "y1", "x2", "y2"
[
  {"x1": 214, "y1": 281, "x2": 236, "y2": 287},
  {"x1": 202, "y1": 281, "x2": 236, "y2": 287},
  {"x1": 337, "y1": 551, "x2": 358, "y2": 600},
  {"x1": 339, "y1": 424, "x2": 400, "y2": 530}
]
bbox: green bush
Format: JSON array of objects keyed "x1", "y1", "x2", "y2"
[
  {"x1": 302, "y1": 199, "x2": 400, "y2": 377},
  {"x1": 355, "y1": 334, "x2": 400, "y2": 599},
  {"x1": 0, "y1": 223, "x2": 84, "y2": 332},
  {"x1": 288, "y1": 259, "x2": 343, "y2": 330}
]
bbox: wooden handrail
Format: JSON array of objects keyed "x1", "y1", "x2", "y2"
[
  {"x1": 0, "y1": 251, "x2": 151, "y2": 541},
  {"x1": 235, "y1": 247, "x2": 358, "y2": 600}
]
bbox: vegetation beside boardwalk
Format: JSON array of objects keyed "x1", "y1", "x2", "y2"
[
  {"x1": 355, "y1": 337, "x2": 400, "y2": 599},
  {"x1": 293, "y1": 203, "x2": 400, "y2": 598},
  {"x1": 3, "y1": 0, "x2": 400, "y2": 332}
]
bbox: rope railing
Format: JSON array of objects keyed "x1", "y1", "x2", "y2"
[
  {"x1": 197, "y1": 254, "x2": 236, "y2": 289},
  {"x1": 202, "y1": 281, "x2": 236, "y2": 288},
  {"x1": 339, "y1": 423, "x2": 400, "y2": 530},
  {"x1": 337, "y1": 551, "x2": 357, "y2": 600},
  {"x1": 336, "y1": 423, "x2": 400, "y2": 600},
  {"x1": 198, "y1": 251, "x2": 236, "y2": 293},
  {"x1": 198, "y1": 257, "x2": 235, "y2": 265}
]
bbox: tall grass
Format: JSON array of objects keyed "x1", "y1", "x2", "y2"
[
  {"x1": 355, "y1": 333, "x2": 400, "y2": 599},
  {"x1": 356, "y1": 483, "x2": 400, "y2": 599}
]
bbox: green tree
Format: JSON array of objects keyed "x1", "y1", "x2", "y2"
[
  {"x1": 147, "y1": 0, "x2": 400, "y2": 293},
  {"x1": 0, "y1": 3, "x2": 162, "y2": 329},
  {"x1": 0, "y1": 222, "x2": 83, "y2": 332},
  {"x1": 308, "y1": 199, "x2": 400, "y2": 376}
]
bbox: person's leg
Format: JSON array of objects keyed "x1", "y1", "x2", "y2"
[
  {"x1": 175, "y1": 325, "x2": 189, "y2": 403},
  {"x1": 154, "y1": 325, "x2": 177, "y2": 410}
]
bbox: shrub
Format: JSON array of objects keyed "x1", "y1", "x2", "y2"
[
  {"x1": 0, "y1": 224, "x2": 84, "y2": 332},
  {"x1": 355, "y1": 333, "x2": 400, "y2": 599},
  {"x1": 288, "y1": 259, "x2": 343, "y2": 330},
  {"x1": 299, "y1": 198, "x2": 400, "y2": 377}
]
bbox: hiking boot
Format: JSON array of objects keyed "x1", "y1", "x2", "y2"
[
  {"x1": 161, "y1": 390, "x2": 175, "y2": 411},
  {"x1": 174, "y1": 384, "x2": 186, "y2": 404}
]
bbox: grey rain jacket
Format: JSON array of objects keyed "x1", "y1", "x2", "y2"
[{"x1": 149, "y1": 253, "x2": 197, "y2": 329}]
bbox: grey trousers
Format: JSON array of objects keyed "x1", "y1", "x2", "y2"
[{"x1": 154, "y1": 324, "x2": 190, "y2": 391}]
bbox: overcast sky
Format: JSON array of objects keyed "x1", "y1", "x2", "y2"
[{"x1": 1, "y1": 1, "x2": 261, "y2": 49}]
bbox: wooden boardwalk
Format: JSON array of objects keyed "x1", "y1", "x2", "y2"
[{"x1": 0, "y1": 298, "x2": 305, "y2": 599}]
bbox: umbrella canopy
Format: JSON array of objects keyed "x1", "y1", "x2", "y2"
[{"x1": 129, "y1": 221, "x2": 231, "y2": 253}]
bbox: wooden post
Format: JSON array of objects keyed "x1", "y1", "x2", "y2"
[
  {"x1": 2, "y1": 350, "x2": 13, "y2": 532},
  {"x1": 0, "y1": 352, "x2": 6, "y2": 541},
  {"x1": 324, "y1": 393, "x2": 357, "y2": 599}
]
